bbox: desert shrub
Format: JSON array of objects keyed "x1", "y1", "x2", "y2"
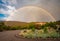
[
  {"x1": 0, "y1": 27, "x2": 3, "y2": 31},
  {"x1": 34, "y1": 24, "x2": 41, "y2": 29},
  {"x1": 56, "y1": 20, "x2": 60, "y2": 25},
  {"x1": 48, "y1": 31, "x2": 60, "y2": 38},
  {"x1": 19, "y1": 29, "x2": 60, "y2": 38},
  {"x1": 20, "y1": 26, "x2": 28, "y2": 29},
  {"x1": 0, "y1": 25, "x2": 11, "y2": 31},
  {"x1": 28, "y1": 22, "x2": 35, "y2": 31},
  {"x1": 0, "y1": 22, "x2": 12, "y2": 31},
  {"x1": 10, "y1": 26, "x2": 21, "y2": 30},
  {"x1": 0, "y1": 22, "x2": 4, "y2": 26},
  {"x1": 2, "y1": 25, "x2": 8, "y2": 30},
  {"x1": 41, "y1": 22, "x2": 57, "y2": 30},
  {"x1": 29, "y1": 22, "x2": 35, "y2": 28},
  {"x1": 0, "y1": 22, "x2": 7, "y2": 31}
]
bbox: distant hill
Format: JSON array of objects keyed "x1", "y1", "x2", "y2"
[
  {"x1": 0, "y1": 21, "x2": 47, "y2": 27},
  {"x1": 3, "y1": 21, "x2": 28, "y2": 27}
]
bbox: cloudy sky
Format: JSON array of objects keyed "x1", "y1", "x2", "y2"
[{"x1": 0, "y1": 0, "x2": 60, "y2": 22}]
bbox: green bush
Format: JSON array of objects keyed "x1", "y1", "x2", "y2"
[
  {"x1": 10, "y1": 26, "x2": 21, "y2": 30},
  {"x1": 28, "y1": 22, "x2": 35, "y2": 31},
  {"x1": 0, "y1": 22, "x2": 8, "y2": 31}
]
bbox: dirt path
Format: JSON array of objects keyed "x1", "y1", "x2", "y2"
[{"x1": 0, "y1": 30, "x2": 60, "y2": 41}]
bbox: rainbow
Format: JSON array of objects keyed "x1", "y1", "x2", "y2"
[{"x1": 6, "y1": 6, "x2": 56, "y2": 22}]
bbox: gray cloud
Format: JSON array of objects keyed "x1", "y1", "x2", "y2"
[
  {"x1": 0, "y1": 0, "x2": 17, "y2": 20},
  {"x1": 15, "y1": 0, "x2": 60, "y2": 21},
  {"x1": 1, "y1": 0, "x2": 60, "y2": 22}
]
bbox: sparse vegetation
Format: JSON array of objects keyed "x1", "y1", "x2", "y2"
[
  {"x1": 0, "y1": 21, "x2": 60, "y2": 38},
  {"x1": 19, "y1": 29, "x2": 60, "y2": 38},
  {"x1": 19, "y1": 21, "x2": 60, "y2": 38}
]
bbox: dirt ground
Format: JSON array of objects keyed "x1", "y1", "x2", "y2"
[{"x1": 0, "y1": 30, "x2": 60, "y2": 41}]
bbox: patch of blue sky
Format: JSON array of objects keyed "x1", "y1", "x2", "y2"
[
  {"x1": 0, "y1": 0, "x2": 5, "y2": 4},
  {"x1": 0, "y1": 13, "x2": 8, "y2": 18},
  {"x1": 0, "y1": 13, "x2": 8, "y2": 21},
  {"x1": 0, "y1": 14, "x2": 6, "y2": 18}
]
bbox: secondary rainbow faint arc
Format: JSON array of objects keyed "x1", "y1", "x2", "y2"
[{"x1": 7, "y1": 6, "x2": 56, "y2": 21}]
